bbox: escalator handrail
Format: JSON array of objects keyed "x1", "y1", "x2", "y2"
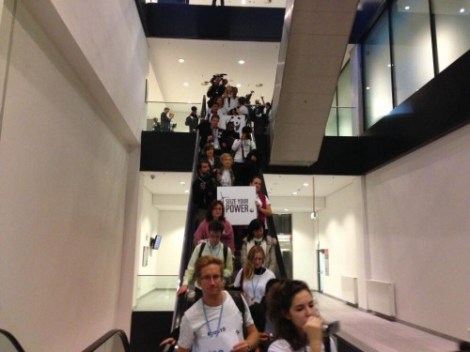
[
  {"x1": 0, "y1": 329, "x2": 25, "y2": 352},
  {"x1": 81, "y1": 329, "x2": 130, "y2": 352},
  {"x1": 249, "y1": 129, "x2": 287, "y2": 279}
]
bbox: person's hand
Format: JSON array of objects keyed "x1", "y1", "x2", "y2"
[
  {"x1": 231, "y1": 340, "x2": 250, "y2": 352},
  {"x1": 304, "y1": 316, "x2": 323, "y2": 351},
  {"x1": 177, "y1": 285, "x2": 188, "y2": 296},
  {"x1": 207, "y1": 136, "x2": 213, "y2": 142},
  {"x1": 159, "y1": 337, "x2": 176, "y2": 346},
  {"x1": 258, "y1": 332, "x2": 270, "y2": 343}
]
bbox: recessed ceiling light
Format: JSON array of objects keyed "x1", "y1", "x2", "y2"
[
  {"x1": 366, "y1": 86, "x2": 371, "y2": 90},
  {"x1": 236, "y1": 83, "x2": 242, "y2": 88},
  {"x1": 404, "y1": 5, "x2": 410, "y2": 10},
  {"x1": 178, "y1": 58, "x2": 185, "y2": 63},
  {"x1": 238, "y1": 60, "x2": 245, "y2": 65},
  {"x1": 459, "y1": 8, "x2": 465, "y2": 13},
  {"x1": 184, "y1": 190, "x2": 189, "y2": 194},
  {"x1": 284, "y1": 208, "x2": 289, "y2": 212},
  {"x1": 183, "y1": 82, "x2": 189, "y2": 87},
  {"x1": 303, "y1": 183, "x2": 309, "y2": 187},
  {"x1": 179, "y1": 181, "x2": 186, "y2": 185}
]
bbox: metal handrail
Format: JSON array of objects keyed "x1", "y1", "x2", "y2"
[
  {"x1": 81, "y1": 329, "x2": 130, "y2": 352},
  {"x1": 0, "y1": 329, "x2": 25, "y2": 352}
]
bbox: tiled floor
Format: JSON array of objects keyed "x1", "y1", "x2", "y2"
[{"x1": 134, "y1": 289, "x2": 459, "y2": 352}]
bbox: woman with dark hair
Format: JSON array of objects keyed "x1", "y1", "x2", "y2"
[
  {"x1": 241, "y1": 219, "x2": 277, "y2": 273},
  {"x1": 193, "y1": 200, "x2": 235, "y2": 252},
  {"x1": 268, "y1": 280, "x2": 331, "y2": 352},
  {"x1": 200, "y1": 143, "x2": 220, "y2": 172}
]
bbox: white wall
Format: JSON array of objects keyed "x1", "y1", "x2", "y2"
[
  {"x1": 316, "y1": 124, "x2": 470, "y2": 340},
  {"x1": 0, "y1": 0, "x2": 146, "y2": 350},
  {"x1": 292, "y1": 212, "x2": 317, "y2": 288},
  {"x1": 317, "y1": 179, "x2": 364, "y2": 301},
  {"x1": 365, "y1": 123, "x2": 470, "y2": 340}
]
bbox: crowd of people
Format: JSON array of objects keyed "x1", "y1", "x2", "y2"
[{"x1": 156, "y1": 73, "x2": 336, "y2": 352}]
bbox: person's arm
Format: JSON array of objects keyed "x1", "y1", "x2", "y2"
[
  {"x1": 178, "y1": 246, "x2": 199, "y2": 295},
  {"x1": 232, "y1": 138, "x2": 241, "y2": 151},
  {"x1": 224, "y1": 221, "x2": 235, "y2": 252},
  {"x1": 258, "y1": 196, "x2": 273, "y2": 217},
  {"x1": 223, "y1": 247, "x2": 233, "y2": 280},
  {"x1": 267, "y1": 239, "x2": 277, "y2": 273},
  {"x1": 193, "y1": 220, "x2": 207, "y2": 245},
  {"x1": 233, "y1": 268, "x2": 242, "y2": 288},
  {"x1": 231, "y1": 324, "x2": 259, "y2": 352},
  {"x1": 240, "y1": 241, "x2": 248, "y2": 266}
]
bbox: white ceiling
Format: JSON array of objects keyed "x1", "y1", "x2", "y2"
[
  {"x1": 142, "y1": 171, "x2": 356, "y2": 198},
  {"x1": 148, "y1": 38, "x2": 280, "y2": 104}
]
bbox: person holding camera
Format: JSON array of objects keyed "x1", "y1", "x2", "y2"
[
  {"x1": 207, "y1": 74, "x2": 227, "y2": 108},
  {"x1": 160, "y1": 107, "x2": 174, "y2": 132}
]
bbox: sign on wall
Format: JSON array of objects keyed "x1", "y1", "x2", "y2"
[{"x1": 217, "y1": 186, "x2": 257, "y2": 225}]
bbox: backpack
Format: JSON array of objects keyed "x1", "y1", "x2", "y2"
[{"x1": 227, "y1": 290, "x2": 247, "y2": 338}]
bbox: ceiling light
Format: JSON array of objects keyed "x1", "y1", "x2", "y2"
[
  {"x1": 238, "y1": 60, "x2": 245, "y2": 65},
  {"x1": 310, "y1": 211, "x2": 317, "y2": 220},
  {"x1": 284, "y1": 208, "x2": 289, "y2": 212},
  {"x1": 236, "y1": 83, "x2": 242, "y2": 88},
  {"x1": 178, "y1": 58, "x2": 185, "y2": 63},
  {"x1": 184, "y1": 190, "x2": 189, "y2": 194},
  {"x1": 183, "y1": 82, "x2": 189, "y2": 87},
  {"x1": 404, "y1": 5, "x2": 410, "y2": 10},
  {"x1": 292, "y1": 191, "x2": 298, "y2": 195},
  {"x1": 366, "y1": 86, "x2": 371, "y2": 90},
  {"x1": 459, "y1": 8, "x2": 465, "y2": 13},
  {"x1": 179, "y1": 181, "x2": 186, "y2": 185},
  {"x1": 303, "y1": 183, "x2": 309, "y2": 187}
]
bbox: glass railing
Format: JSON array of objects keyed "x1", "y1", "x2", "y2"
[
  {"x1": 134, "y1": 275, "x2": 179, "y2": 311},
  {"x1": 325, "y1": 107, "x2": 357, "y2": 137},
  {"x1": 0, "y1": 329, "x2": 25, "y2": 352},
  {"x1": 145, "y1": 0, "x2": 286, "y2": 9},
  {"x1": 146, "y1": 101, "x2": 203, "y2": 133},
  {"x1": 82, "y1": 330, "x2": 130, "y2": 352}
]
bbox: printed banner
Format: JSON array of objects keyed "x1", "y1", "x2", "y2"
[{"x1": 217, "y1": 186, "x2": 257, "y2": 225}]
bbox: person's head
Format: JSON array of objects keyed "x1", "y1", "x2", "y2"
[
  {"x1": 248, "y1": 245, "x2": 265, "y2": 269},
  {"x1": 164, "y1": 107, "x2": 170, "y2": 113},
  {"x1": 206, "y1": 200, "x2": 225, "y2": 221},
  {"x1": 215, "y1": 96, "x2": 223, "y2": 107},
  {"x1": 198, "y1": 161, "x2": 210, "y2": 176},
  {"x1": 247, "y1": 219, "x2": 265, "y2": 241},
  {"x1": 264, "y1": 278, "x2": 280, "y2": 304},
  {"x1": 250, "y1": 176, "x2": 263, "y2": 192},
  {"x1": 243, "y1": 245, "x2": 266, "y2": 280},
  {"x1": 207, "y1": 220, "x2": 224, "y2": 246},
  {"x1": 238, "y1": 96, "x2": 246, "y2": 106},
  {"x1": 231, "y1": 86, "x2": 238, "y2": 96},
  {"x1": 269, "y1": 280, "x2": 316, "y2": 349},
  {"x1": 220, "y1": 153, "x2": 233, "y2": 169},
  {"x1": 226, "y1": 121, "x2": 235, "y2": 132},
  {"x1": 242, "y1": 126, "x2": 252, "y2": 139},
  {"x1": 210, "y1": 115, "x2": 220, "y2": 129},
  {"x1": 191, "y1": 106, "x2": 197, "y2": 113},
  {"x1": 211, "y1": 103, "x2": 219, "y2": 113},
  {"x1": 195, "y1": 256, "x2": 224, "y2": 296},
  {"x1": 203, "y1": 143, "x2": 215, "y2": 158}
]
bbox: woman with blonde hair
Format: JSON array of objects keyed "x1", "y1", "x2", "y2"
[{"x1": 234, "y1": 246, "x2": 275, "y2": 307}]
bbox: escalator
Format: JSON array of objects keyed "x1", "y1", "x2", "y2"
[{"x1": 165, "y1": 126, "x2": 288, "y2": 348}]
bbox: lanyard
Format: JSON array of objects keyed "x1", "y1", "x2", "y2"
[
  {"x1": 202, "y1": 300, "x2": 224, "y2": 338},
  {"x1": 250, "y1": 274, "x2": 261, "y2": 302}
]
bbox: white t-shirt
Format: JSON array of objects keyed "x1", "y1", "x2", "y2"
[
  {"x1": 233, "y1": 268, "x2": 276, "y2": 305},
  {"x1": 178, "y1": 291, "x2": 254, "y2": 352}
]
